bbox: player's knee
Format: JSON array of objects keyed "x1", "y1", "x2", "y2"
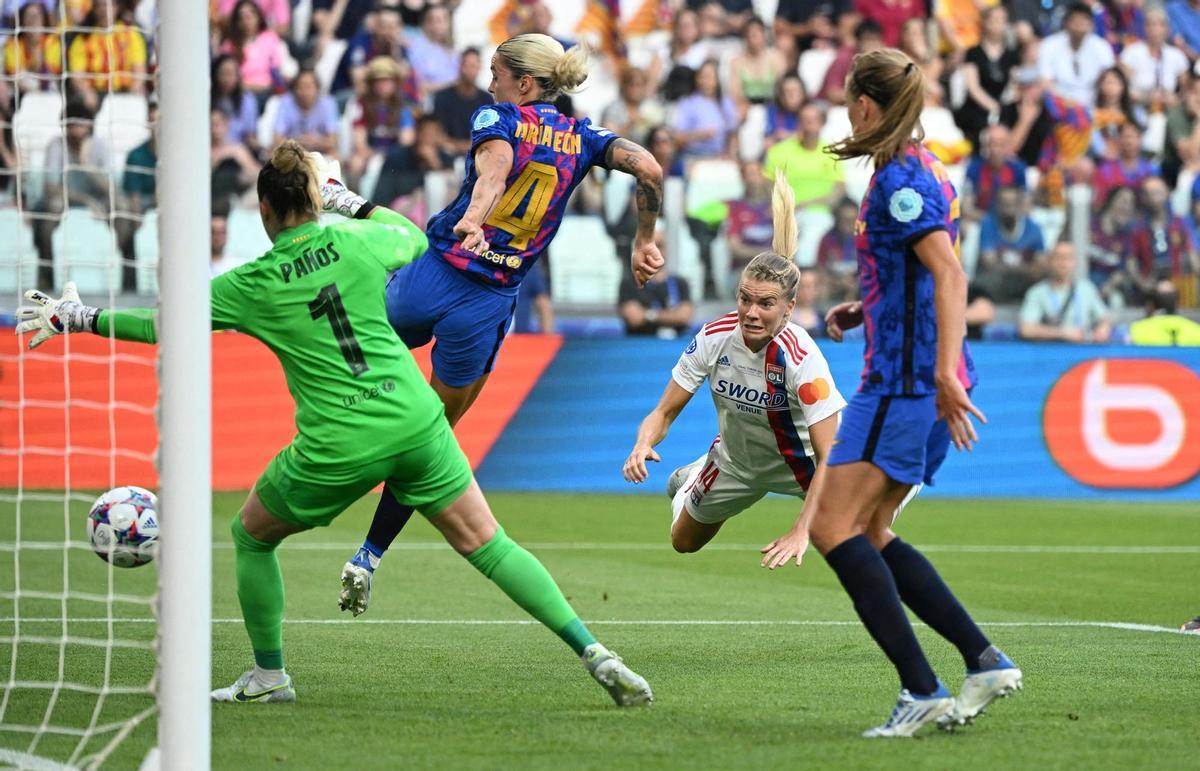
[
  {"x1": 865, "y1": 524, "x2": 895, "y2": 551},
  {"x1": 808, "y1": 518, "x2": 866, "y2": 555},
  {"x1": 671, "y1": 533, "x2": 704, "y2": 554}
]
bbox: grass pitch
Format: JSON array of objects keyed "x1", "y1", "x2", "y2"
[{"x1": 2, "y1": 492, "x2": 1198, "y2": 769}]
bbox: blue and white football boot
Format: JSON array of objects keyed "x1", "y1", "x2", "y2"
[
  {"x1": 939, "y1": 646, "x2": 1023, "y2": 729},
  {"x1": 862, "y1": 681, "x2": 955, "y2": 737}
]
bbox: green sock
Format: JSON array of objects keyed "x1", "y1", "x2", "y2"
[
  {"x1": 466, "y1": 526, "x2": 597, "y2": 655},
  {"x1": 230, "y1": 515, "x2": 285, "y2": 670}
]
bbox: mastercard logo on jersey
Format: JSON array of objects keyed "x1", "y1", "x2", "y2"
[
  {"x1": 1044, "y1": 359, "x2": 1200, "y2": 488},
  {"x1": 798, "y1": 378, "x2": 831, "y2": 405}
]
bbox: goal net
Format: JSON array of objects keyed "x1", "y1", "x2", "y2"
[{"x1": 0, "y1": 1, "x2": 210, "y2": 767}]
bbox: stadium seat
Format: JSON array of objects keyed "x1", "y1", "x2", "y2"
[
  {"x1": 685, "y1": 159, "x2": 742, "y2": 214},
  {"x1": 94, "y1": 94, "x2": 150, "y2": 174},
  {"x1": 52, "y1": 207, "x2": 120, "y2": 295},
  {"x1": 819, "y1": 105, "x2": 850, "y2": 146},
  {"x1": 227, "y1": 205, "x2": 273, "y2": 263},
  {"x1": 0, "y1": 208, "x2": 38, "y2": 294},
  {"x1": 548, "y1": 215, "x2": 619, "y2": 305},
  {"x1": 12, "y1": 91, "x2": 63, "y2": 204},
  {"x1": 798, "y1": 48, "x2": 836, "y2": 98},
  {"x1": 358, "y1": 151, "x2": 385, "y2": 201},
  {"x1": 133, "y1": 208, "x2": 158, "y2": 296},
  {"x1": 257, "y1": 95, "x2": 282, "y2": 152},
  {"x1": 738, "y1": 104, "x2": 766, "y2": 162}
]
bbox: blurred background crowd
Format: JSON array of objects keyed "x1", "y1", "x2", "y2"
[{"x1": 2, "y1": 0, "x2": 1200, "y2": 346}]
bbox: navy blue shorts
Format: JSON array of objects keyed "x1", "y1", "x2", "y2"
[
  {"x1": 385, "y1": 251, "x2": 517, "y2": 388},
  {"x1": 827, "y1": 392, "x2": 951, "y2": 486}
]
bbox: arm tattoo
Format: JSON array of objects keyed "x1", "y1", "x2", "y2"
[
  {"x1": 605, "y1": 137, "x2": 644, "y2": 174},
  {"x1": 635, "y1": 181, "x2": 661, "y2": 214}
]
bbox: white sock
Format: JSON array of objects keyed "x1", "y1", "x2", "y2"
[{"x1": 252, "y1": 665, "x2": 287, "y2": 687}]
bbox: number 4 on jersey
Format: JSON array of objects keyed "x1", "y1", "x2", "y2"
[{"x1": 485, "y1": 161, "x2": 558, "y2": 250}]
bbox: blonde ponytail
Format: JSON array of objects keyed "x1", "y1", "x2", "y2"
[
  {"x1": 826, "y1": 48, "x2": 926, "y2": 169},
  {"x1": 497, "y1": 33, "x2": 590, "y2": 100},
  {"x1": 257, "y1": 140, "x2": 322, "y2": 219},
  {"x1": 740, "y1": 169, "x2": 801, "y2": 300}
]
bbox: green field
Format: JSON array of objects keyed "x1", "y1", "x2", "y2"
[{"x1": 2, "y1": 492, "x2": 1198, "y2": 769}]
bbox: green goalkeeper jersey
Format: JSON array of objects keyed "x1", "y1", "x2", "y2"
[{"x1": 98, "y1": 208, "x2": 444, "y2": 466}]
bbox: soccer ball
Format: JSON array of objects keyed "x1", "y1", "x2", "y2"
[{"x1": 87, "y1": 486, "x2": 159, "y2": 568}]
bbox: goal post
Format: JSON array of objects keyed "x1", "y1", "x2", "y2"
[{"x1": 155, "y1": 0, "x2": 211, "y2": 767}]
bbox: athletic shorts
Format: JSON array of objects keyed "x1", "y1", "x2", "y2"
[
  {"x1": 255, "y1": 420, "x2": 473, "y2": 529},
  {"x1": 670, "y1": 450, "x2": 806, "y2": 526},
  {"x1": 385, "y1": 251, "x2": 517, "y2": 388},
  {"x1": 827, "y1": 391, "x2": 952, "y2": 487}
]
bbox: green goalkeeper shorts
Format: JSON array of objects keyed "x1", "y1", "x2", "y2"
[{"x1": 254, "y1": 421, "x2": 473, "y2": 529}]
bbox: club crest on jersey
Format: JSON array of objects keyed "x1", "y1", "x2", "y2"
[
  {"x1": 473, "y1": 108, "x2": 500, "y2": 131},
  {"x1": 889, "y1": 187, "x2": 923, "y2": 223},
  {"x1": 717, "y1": 355, "x2": 731, "y2": 366},
  {"x1": 765, "y1": 363, "x2": 785, "y2": 386}
]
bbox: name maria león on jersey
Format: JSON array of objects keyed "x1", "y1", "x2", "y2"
[{"x1": 279, "y1": 242, "x2": 342, "y2": 283}]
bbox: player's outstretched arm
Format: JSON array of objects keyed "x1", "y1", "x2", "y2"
[
  {"x1": 913, "y1": 230, "x2": 987, "y2": 452},
  {"x1": 623, "y1": 380, "x2": 693, "y2": 484},
  {"x1": 761, "y1": 413, "x2": 838, "y2": 569},
  {"x1": 454, "y1": 138, "x2": 515, "y2": 253},
  {"x1": 15, "y1": 283, "x2": 158, "y2": 348},
  {"x1": 605, "y1": 137, "x2": 665, "y2": 287}
]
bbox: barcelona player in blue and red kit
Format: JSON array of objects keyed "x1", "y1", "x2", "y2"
[
  {"x1": 337, "y1": 34, "x2": 666, "y2": 614},
  {"x1": 764, "y1": 49, "x2": 1022, "y2": 737}
]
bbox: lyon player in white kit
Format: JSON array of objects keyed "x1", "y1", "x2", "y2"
[{"x1": 624, "y1": 173, "x2": 851, "y2": 565}]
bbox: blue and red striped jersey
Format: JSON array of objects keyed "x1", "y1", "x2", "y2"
[
  {"x1": 426, "y1": 101, "x2": 619, "y2": 291},
  {"x1": 855, "y1": 144, "x2": 978, "y2": 396}
]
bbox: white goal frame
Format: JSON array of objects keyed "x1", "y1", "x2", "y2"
[{"x1": 155, "y1": 0, "x2": 211, "y2": 767}]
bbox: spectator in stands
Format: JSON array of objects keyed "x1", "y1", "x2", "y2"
[
  {"x1": 33, "y1": 99, "x2": 111, "y2": 287},
  {"x1": 647, "y1": 9, "x2": 709, "y2": 88},
  {"x1": 792, "y1": 269, "x2": 822, "y2": 335},
  {"x1": 898, "y1": 18, "x2": 943, "y2": 107},
  {"x1": 210, "y1": 107, "x2": 261, "y2": 202},
  {"x1": 1133, "y1": 175, "x2": 1199, "y2": 291},
  {"x1": 671, "y1": 60, "x2": 738, "y2": 163},
  {"x1": 433, "y1": 47, "x2": 492, "y2": 158},
  {"x1": 764, "y1": 72, "x2": 805, "y2": 149},
  {"x1": 601, "y1": 65, "x2": 666, "y2": 148},
  {"x1": 1119, "y1": 8, "x2": 1187, "y2": 114},
  {"x1": 725, "y1": 159, "x2": 774, "y2": 282},
  {"x1": 219, "y1": 0, "x2": 288, "y2": 100},
  {"x1": 1008, "y1": 0, "x2": 1070, "y2": 40},
  {"x1": 957, "y1": 5, "x2": 1019, "y2": 149},
  {"x1": 965, "y1": 286, "x2": 997, "y2": 340},
  {"x1": 1019, "y1": 241, "x2": 1112, "y2": 342},
  {"x1": 962, "y1": 124, "x2": 1028, "y2": 221},
  {"x1": 1090, "y1": 67, "x2": 1143, "y2": 160},
  {"x1": 933, "y1": 0, "x2": 984, "y2": 64},
  {"x1": 618, "y1": 250, "x2": 694, "y2": 338},
  {"x1": 311, "y1": 0, "x2": 373, "y2": 60},
  {"x1": 764, "y1": 102, "x2": 845, "y2": 219},
  {"x1": 407, "y1": 4, "x2": 458, "y2": 101},
  {"x1": 211, "y1": 53, "x2": 262, "y2": 156},
  {"x1": 728, "y1": 17, "x2": 786, "y2": 120},
  {"x1": 67, "y1": 0, "x2": 146, "y2": 110},
  {"x1": 1037, "y1": 2, "x2": 1114, "y2": 108},
  {"x1": 4, "y1": 1, "x2": 62, "y2": 94},
  {"x1": 119, "y1": 95, "x2": 157, "y2": 291},
  {"x1": 1008, "y1": 63, "x2": 1094, "y2": 207},
  {"x1": 819, "y1": 19, "x2": 883, "y2": 106},
  {"x1": 689, "y1": 0, "x2": 753, "y2": 36},
  {"x1": 332, "y1": 3, "x2": 405, "y2": 101},
  {"x1": 512, "y1": 262, "x2": 555, "y2": 334},
  {"x1": 1088, "y1": 185, "x2": 1140, "y2": 305},
  {"x1": 1164, "y1": 76, "x2": 1200, "y2": 187},
  {"x1": 1093, "y1": 0, "x2": 1144, "y2": 52},
  {"x1": 1129, "y1": 280, "x2": 1200, "y2": 345},
  {"x1": 853, "y1": 0, "x2": 923, "y2": 47},
  {"x1": 774, "y1": 0, "x2": 850, "y2": 44},
  {"x1": 347, "y1": 56, "x2": 415, "y2": 185},
  {"x1": 273, "y1": 69, "x2": 339, "y2": 159},
  {"x1": 1093, "y1": 123, "x2": 1159, "y2": 208},
  {"x1": 373, "y1": 114, "x2": 453, "y2": 225},
  {"x1": 215, "y1": 0, "x2": 289, "y2": 40},
  {"x1": 814, "y1": 197, "x2": 859, "y2": 302},
  {"x1": 210, "y1": 207, "x2": 241, "y2": 277},
  {"x1": 1167, "y1": 0, "x2": 1200, "y2": 60},
  {"x1": 647, "y1": 124, "x2": 683, "y2": 179},
  {"x1": 976, "y1": 185, "x2": 1045, "y2": 302}
]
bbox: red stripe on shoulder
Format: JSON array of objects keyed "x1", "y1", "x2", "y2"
[
  {"x1": 783, "y1": 330, "x2": 808, "y2": 361},
  {"x1": 703, "y1": 311, "x2": 737, "y2": 328},
  {"x1": 704, "y1": 322, "x2": 738, "y2": 336}
]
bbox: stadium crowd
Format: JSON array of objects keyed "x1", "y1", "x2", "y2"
[{"x1": 3, "y1": 0, "x2": 1200, "y2": 345}]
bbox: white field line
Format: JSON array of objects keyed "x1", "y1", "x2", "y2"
[
  {"x1": 0, "y1": 618, "x2": 1193, "y2": 635},
  {"x1": 207, "y1": 542, "x2": 1200, "y2": 555}
]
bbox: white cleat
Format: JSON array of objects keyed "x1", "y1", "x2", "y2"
[
  {"x1": 666, "y1": 457, "x2": 705, "y2": 499},
  {"x1": 862, "y1": 682, "x2": 954, "y2": 738},
  {"x1": 211, "y1": 670, "x2": 295, "y2": 703},
  {"x1": 583, "y1": 643, "x2": 653, "y2": 707},
  {"x1": 339, "y1": 561, "x2": 373, "y2": 617},
  {"x1": 939, "y1": 648, "x2": 1023, "y2": 730}
]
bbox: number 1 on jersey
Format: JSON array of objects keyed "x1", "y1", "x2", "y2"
[
  {"x1": 485, "y1": 160, "x2": 558, "y2": 250},
  {"x1": 309, "y1": 283, "x2": 369, "y2": 377}
]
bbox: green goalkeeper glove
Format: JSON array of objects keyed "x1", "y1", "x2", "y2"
[
  {"x1": 14, "y1": 282, "x2": 99, "y2": 349},
  {"x1": 320, "y1": 178, "x2": 370, "y2": 218}
]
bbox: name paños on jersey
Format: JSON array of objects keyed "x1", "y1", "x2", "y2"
[{"x1": 279, "y1": 243, "x2": 341, "y2": 284}]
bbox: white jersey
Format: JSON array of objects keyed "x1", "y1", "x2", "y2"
[{"x1": 671, "y1": 312, "x2": 846, "y2": 489}]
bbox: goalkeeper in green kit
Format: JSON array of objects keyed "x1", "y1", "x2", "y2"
[{"x1": 16, "y1": 141, "x2": 652, "y2": 707}]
